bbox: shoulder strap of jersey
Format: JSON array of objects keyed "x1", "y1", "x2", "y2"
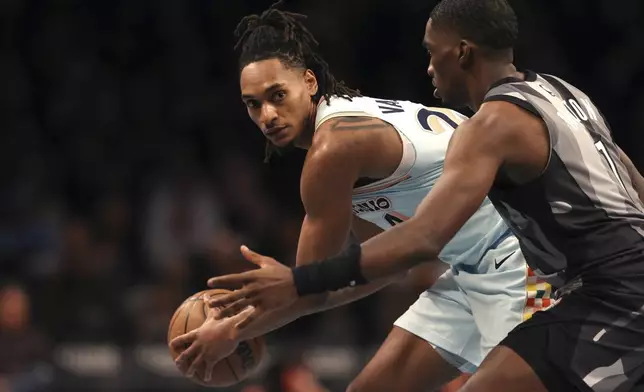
[
  {"x1": 315, "y1": 97, "x2": 372, "y2": 130},
  {"x1": 483, "y1": 82, "x2": 540, "y2": 117}
]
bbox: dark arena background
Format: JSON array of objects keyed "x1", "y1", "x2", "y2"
[{"x1": 2, "y1": 0, "x2": 643, "y2": 391}]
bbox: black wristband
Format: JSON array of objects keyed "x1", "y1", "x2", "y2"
[{"x1": 292, "y1": 242, "x2": 369, "y2": 296}]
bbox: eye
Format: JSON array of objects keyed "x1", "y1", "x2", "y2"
[
  {"x1": 245, "y1": 99, "x2": 260, "y2": 109},
  {"x1": 272, "y1": 90, "x2": 286, "y2": 102}
]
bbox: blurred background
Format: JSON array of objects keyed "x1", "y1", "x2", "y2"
[{"x1": 1, "y1": 0, "x2": 643, "y2": 391}]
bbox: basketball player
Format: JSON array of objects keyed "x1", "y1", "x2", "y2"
[
  {"x1": 171, "y1": 3, "x2": 554, "y2": 390},
  {"x1": 207, "y1": 0, "x2": 644, "y2": 391}
]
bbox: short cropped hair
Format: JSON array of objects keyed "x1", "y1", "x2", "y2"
[{"x1": 430, "y1": 0, "x2": 518, "y2": 50}]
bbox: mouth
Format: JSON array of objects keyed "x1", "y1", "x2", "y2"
[
  {"x1": 264, "y1": 125, "x2": 287, "y2": 136},
  {"x1": 431, "y1": 80, "x2": 440, "y2": 98}
]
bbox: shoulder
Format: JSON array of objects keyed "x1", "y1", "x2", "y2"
[
  {"x1": 442, "y1": 101, "x2": 541, "y2": 167},
  {"x1": 315, "y1": 96, "x2": 371, "y2": 127},
  {"x1": 304, "y1": 117, "x2": 378, "y2": 169},
  {"x1": 301, "y1": 115, "x2": 393, "y2": 194},
  {"x1": 466, "y1": 100, "x2": 543, "y2": 142},
  {"x1": 450, "y1": 100, "x2": 549, "y2": 175},
  {"x1": 301, "y1": 118, "x2": 368, "y2": 186},
  {"x1": 299, "y1": 123, "x2": 365, "y2": 210}
]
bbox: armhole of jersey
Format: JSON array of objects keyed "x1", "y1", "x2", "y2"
[
  {"x1": 352, "y1": 129, "x2": 415, "y2": 196},
  {"x1": 315, "y1": 110, "x2": 416, "y2": 195},
  {"x1": 483, "y1": 94, "x2": 540, "y2": 118},
  {"x1": 483, "y1": 93, "x2": 553, "y2": 180}
]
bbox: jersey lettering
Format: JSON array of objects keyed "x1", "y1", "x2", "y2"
[
  {"x1": 556, "y1": 108, "x2": 584, "y2": 131},
  {"x1": 558, "y1": 96, "x2": 628, "y2": 193},
  {"x1": 352, "y1": 197, "x2": 392, "y2": 215},
  {"x1": 563, "y1": 99, "x2": 588, "y2": 122},
  {"x1": 417, "y1": 108, "x2": 459, "y2": 134},
  {"x1": 376, "y1": 99, "x2": 404, "y2": 114},
  {"x1": 580, "y1": 98, "x2": 598, "y2": 121}
]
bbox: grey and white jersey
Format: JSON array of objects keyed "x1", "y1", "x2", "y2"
[{"x1": 484, "y1": 70, "x2": 644, "y2": 287}]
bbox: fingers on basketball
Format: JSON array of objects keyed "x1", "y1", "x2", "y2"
[
  {"x1": 168, "y1": 289, "x2": 267, "y2": 387},
  {"x1": 234, "y1": 306, "x2": 261, "y2": 330},
  {"x1": 209, "y1": 286, "x2": 261, "y2": 309},
  {"x1": 172, "y1": 328, "x2": 200, "y2": 352}
]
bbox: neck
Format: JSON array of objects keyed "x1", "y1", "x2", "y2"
[
  {"x1": 466, "y1": 60, "x2": 522, "y2": 112},
  {"x1": 293, "y1": 100, "x2": 320, "y2": 150}
]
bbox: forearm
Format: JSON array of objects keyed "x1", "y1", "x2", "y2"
[
  {"x1": 306, "y1": 274, "x2": 402, "y2": 312},
  {"x1": 233, "y1": 275, "x2": 401, "y2": 342},
  {"x1": 231, "y1": 298, "x2": 313, "y2": 342},
  {"x1": 359, "y1": 217, "x2": 438, "y2": 281},
  {"x1": 292, "y1": 213, "x2": 448, "y2": 298}
]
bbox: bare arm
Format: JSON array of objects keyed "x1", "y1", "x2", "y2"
[
  {"x1": 618, "y1": 147, "x2": 644, "y2": 203},
  {"x1": 306, "y1": 216, "x2": 406, "y2": 311},
  {"x1": 196, "y1": 103, "x2": 538, "y2": 367},
  {"x1": 232, "y1": 117, "x2": 406, "y2": 339},
  {"x1": 353, "y1": 102, "x2": 527, "y2": 281}
]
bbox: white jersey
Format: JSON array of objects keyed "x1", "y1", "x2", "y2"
[{"x1": 315, "y1": 96, "x2": 510, "y2": 266}]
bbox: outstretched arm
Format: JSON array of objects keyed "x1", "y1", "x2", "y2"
[
  {"x1": 345, "y1": 109, "x2": 511, "y2": 282},
  {"x1": 227, "y1": 118, "x2": 409, "y2": 336},
  {"x1": 204, "y1": 104, "x2": 529, "y2": 323},
  {"x1": 287, "y1": 102, "x2": 523, "y2": 290},
  {"x1": 313, "y1": 101, "x2": 541, "y2": 287},
  {"x1": 171, "y1": 117, "x2": 417, "y2": 374}
]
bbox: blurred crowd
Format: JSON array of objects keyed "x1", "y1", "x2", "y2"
[{"x1": 1, "y1": 0, "x2": 643, "y2": 391}]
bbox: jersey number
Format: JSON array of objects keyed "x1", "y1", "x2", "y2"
[
  {"x1": 562, "y1": 97, "x2": 628, "y2": 192},
  {"x1": 594, "y1": 140, "x2": 628, "y2": 191},
  {"x1": 417, "y1": 108, "x2": 459, "y2": 134},
  {"x1": 384, "y1": 212, "x2": 410, "y2": 227}
]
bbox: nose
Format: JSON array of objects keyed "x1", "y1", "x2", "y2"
[
  {"x1": 259, "y1": 103, "x2": 278, "y2": 129},
  {"x1": 427, "y1": 62, "x2": 434, "y2": 78}
]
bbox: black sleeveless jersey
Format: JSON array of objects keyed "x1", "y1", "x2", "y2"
[{"x1": 485, "y1": 71, "x2": 644, "y2": 288}]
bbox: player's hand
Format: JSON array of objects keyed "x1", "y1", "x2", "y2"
[
  {"x1": 206, "y1": 246, "x2": 298, "y2": 327},
  {"x1": 171, "y1": 306, "x2": 254, "y2": 382}
]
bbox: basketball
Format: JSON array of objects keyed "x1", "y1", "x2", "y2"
[{"x1": 167, "y1": 289, "x2": 266, "y2": 387}]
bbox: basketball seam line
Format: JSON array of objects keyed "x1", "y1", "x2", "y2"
[
  {"x1": 225, "y1": 357, "x2": 240, "y2": 381},
  {"x1": 183, "y1": 299, "x2": 199, "y2": 351},
  {"x1": 168, "y1": 303, "x2": 184, "y2": 343}
]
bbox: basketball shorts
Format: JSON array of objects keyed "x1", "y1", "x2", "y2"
[
  {"x1": 394, "y1": 233, "x2": 555, "y2": 373},
  {"x1": 500, "y1": 253, "x2": 644, "y2": 392}
]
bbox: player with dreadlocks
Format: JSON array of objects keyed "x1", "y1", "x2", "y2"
[
  {"x1": 171, "y1": 2, "x2": 554, "y2": 390},
  {"x1": 233, "y1": 1, "x2": 361, "y2": 162}
]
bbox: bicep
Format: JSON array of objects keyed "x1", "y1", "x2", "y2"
[{"x1": 296, "y1": 147, "x2": 362, "y2": 265}]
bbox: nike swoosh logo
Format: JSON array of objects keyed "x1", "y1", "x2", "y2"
[{"x1": 495, "y1": 251, "x2": 516, "y2": 269}]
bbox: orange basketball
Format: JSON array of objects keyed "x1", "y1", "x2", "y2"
[{"x1": 167, "y1": 289, "x2": 266, "y2": 387}]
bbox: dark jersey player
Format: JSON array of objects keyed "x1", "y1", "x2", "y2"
[{"x1": 207, "y1": 0, "x2": 644, "y2": 391}]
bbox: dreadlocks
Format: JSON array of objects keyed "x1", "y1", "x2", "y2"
[{"x1": 234, "y1": 1, "x2": 361, "y2": 162}]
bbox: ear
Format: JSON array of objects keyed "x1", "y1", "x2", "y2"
[
  {"x1": 458, "y1": 40, "x2": 474, "y2": 69},
  {"x1": 303, "y1": 69, "x2": 319, "y2": 97}
]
